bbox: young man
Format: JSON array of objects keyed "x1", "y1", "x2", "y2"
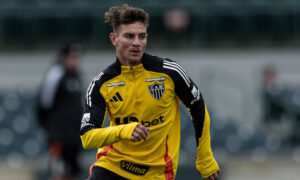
[{"x1": 80, "y1": 4, "x2": 220, "y2": 180}]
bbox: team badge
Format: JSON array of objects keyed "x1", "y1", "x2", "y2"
[{"x1": 148, "y1": 83, "x2": 165, "y2": 100}]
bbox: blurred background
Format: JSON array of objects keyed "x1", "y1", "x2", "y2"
[{"x1": 1, "y1": 0, "x2": 300, "y2": 179}]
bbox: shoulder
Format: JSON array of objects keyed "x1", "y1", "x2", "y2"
[
  {"x1": 143, "y1": 53, "x2": 165, "y2": 69},
  {"x1": 90, "y1": 60, "x2": 121, "y2": 87},
  {"x1": 48, "y1": 64, "x2": 64, "y2": 76},
  {"x1": 143, "y1": 53, "x2": 190, "y2": 85},
  {"x1": 143, "y1": 53, "x2": 184, "y2": 72},
  {"x1": 44, "y1": 64, "x2": 65, "y2": 83}
]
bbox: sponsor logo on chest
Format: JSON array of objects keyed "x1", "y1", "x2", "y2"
[
  {"x1": 146, "y1": 77, "x2": 165, "y2": 82},
  {"x1": 115, "y1": 115, "x2": 165, "y2": 127},
  {"x1": 107, "y1": 81, "x2": 125, "y2": 87}
]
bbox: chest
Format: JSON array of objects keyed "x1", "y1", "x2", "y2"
[
  {"x1": 102, "y1": 71, "x2": 175, "y2": 119},
  {"x1": 57, "y1": 75, "x2": 81, "y2": 98}
]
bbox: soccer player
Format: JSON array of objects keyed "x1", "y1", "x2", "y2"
[{"x1": 80, "y1": 4, "x2": 220, "y2": 180}]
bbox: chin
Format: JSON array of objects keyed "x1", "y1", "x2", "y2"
[
  {"x1": 127, "y1": 59, "x2": 139, "y2": 65},
  {"x1": 129, "y1": 56, "x2": 142, "y2": 62}
]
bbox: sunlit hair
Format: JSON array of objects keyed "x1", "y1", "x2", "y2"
[{"x1": 104, "y1": 4, "x2": 149, "y2": 32}]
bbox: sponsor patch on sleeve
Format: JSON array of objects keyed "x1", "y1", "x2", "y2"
[
  {"x1": 81, "y1": 113, "x2": 93, "y2": 129},
  {"x1": 191, "y1": 85, "x2": 200, "y2": 105}
]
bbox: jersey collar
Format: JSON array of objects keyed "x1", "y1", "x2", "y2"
[{"x1": 116, "y1": 54, "x2": 147, "y2": 73}]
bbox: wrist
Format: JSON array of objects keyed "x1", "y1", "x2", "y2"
[
  {"x1": 118, "y1": 122, "x2": 139, "y2": 140},
  {"x1": 197, "y1": 158, "x2": 219, "y2": 178}
]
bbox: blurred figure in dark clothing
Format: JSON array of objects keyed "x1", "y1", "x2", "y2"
[
  {"x1": 261, "y1": 65, "x2": 300, "y2": 144},
  {"x1": 262, "y1": 65, "x2": 285, "y2": 123},
  {"x1": 37, "y1": 43, "x2": 83, "y2": 180}
]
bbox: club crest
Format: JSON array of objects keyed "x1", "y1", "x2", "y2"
[{"x1": 148, "y1": 83, "x2": 165, "y2": 100}]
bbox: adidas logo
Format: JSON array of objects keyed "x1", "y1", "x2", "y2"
[{"x1": 109, "y1": 92, "x2": 123, "y2": 102}]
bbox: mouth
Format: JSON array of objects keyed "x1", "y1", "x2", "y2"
[{"x1": 130, "y1": 49, "x2": 140, "y2": 56}]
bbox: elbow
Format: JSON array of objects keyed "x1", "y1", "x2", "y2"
[
  {"x1": 80, "y1": 132, "x2": 93, "y2": 150},
  {"x1": 81, "y1": 142, "x2": 90, "y2": 150}
]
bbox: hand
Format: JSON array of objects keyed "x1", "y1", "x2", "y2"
[
  {"x1": 131, "y1": 124, "x2": 150, "y2": 142},
  {"x1": 204, "y1": 170, "x2": 220, "y2": 180}
]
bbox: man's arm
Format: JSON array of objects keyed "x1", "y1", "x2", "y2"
[
  {"x1": 163, "y1": 59, "x2": 219, "y2": 179},
  {"x1": 80, "y1": 74, "x2": 140, "y2": 150},
  {"x1": 193, "y1": 100, "x2": 220, "y2": 179},
  {"x1": 37, "y1": 65, "x2": 64, "y2": 127}
]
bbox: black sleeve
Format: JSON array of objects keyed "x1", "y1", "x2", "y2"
[
  {"x1": 80, "y1": 73, "x2": 106, "y2": 135},
  {"x1": 163, "y1": 59, "x2": 205, "y2": 146}
]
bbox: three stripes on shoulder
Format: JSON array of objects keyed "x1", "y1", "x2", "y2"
[{"x1": 163, "y1": 60, "x2": 190, "y2": 88}]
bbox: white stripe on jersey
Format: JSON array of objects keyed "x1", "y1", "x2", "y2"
[
  {"x1": 164, "y1": 61, "x2": 190, "y2": 83},
  {"x1": 163, "y1": 61, "x2": 190, "y2": 87},
  {"x1": 164, "y1": 61, "x2": 187, "y2": 76},
  {"x1": 86, "y1": 72, "x2": 104, "y2": 107},
  {"x1": 94, "y1": 72, "x2": 104, "y2": 81},
  {"x1": 87, "y1": 82, "x2": 95, "y2": 107},
  {"x1": 86, "y1": 82, "x2": 93, "y2": 106}
]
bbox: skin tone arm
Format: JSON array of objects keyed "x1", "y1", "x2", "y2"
[{"x1": 130, "y1": 124, "x2": 150, "y2": 142}]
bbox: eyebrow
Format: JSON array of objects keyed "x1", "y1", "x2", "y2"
[{"x1": 124, "y1": 32, "x2": 147, "y2": 35}]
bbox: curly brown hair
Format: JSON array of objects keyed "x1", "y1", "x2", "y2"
[{"x1": 105, "y1": 4, "x2": 149, "y2": 32}]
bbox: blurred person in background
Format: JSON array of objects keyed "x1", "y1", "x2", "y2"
[
  {"x1": 37, "y1": 43, "x2": 83, "y2": 180},
  {"x1": 80, "y1": 4, "x2": 219, "y2": 180},
  {"x1": 262, "y1": 65, "x2": 300, "y2": 145},
  {"x1": 262, "y1": 65, "x2": 285, "y2": 124}
]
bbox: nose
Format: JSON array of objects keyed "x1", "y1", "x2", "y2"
[{"x1": 132, "y1": 36, "x2": 141, "y2": 47}]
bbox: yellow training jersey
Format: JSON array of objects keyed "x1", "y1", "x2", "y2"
[{"x1": 80, "y1": 53, "x2": 219, "y2": 179}]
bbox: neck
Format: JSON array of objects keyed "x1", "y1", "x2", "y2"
[{"x1": 117, "y1": 54, "x2": 142, "y2": 67}]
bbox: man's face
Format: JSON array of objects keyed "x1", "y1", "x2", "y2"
[
  {"x1": 110, "y1": 21, "x2": 147, "y2": 66},
  {"x1": 64, "y1": 53, "x2": 80, "y2": 71}
]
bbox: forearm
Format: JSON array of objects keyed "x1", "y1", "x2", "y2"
[
  {"x1": 196, "y1": 105, "x2": 219, "y2": 178},
  {"x1": 164, "y1": 58, "x2": 219, "y2": 178},
  {"x1": 81, "y1": 122, "x2": 139, "y2": 150}
]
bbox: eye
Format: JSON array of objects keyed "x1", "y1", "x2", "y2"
[
  {"x1": 124, "y1": 34, "x2": 135, "y2": 39},
  {"x1": 139, "y1": 34, "x2": 147, "y2": 40}
]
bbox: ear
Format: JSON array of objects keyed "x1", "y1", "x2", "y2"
[{"x1": 109, "y1": 33, "x2": 118, "y2": 46}]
